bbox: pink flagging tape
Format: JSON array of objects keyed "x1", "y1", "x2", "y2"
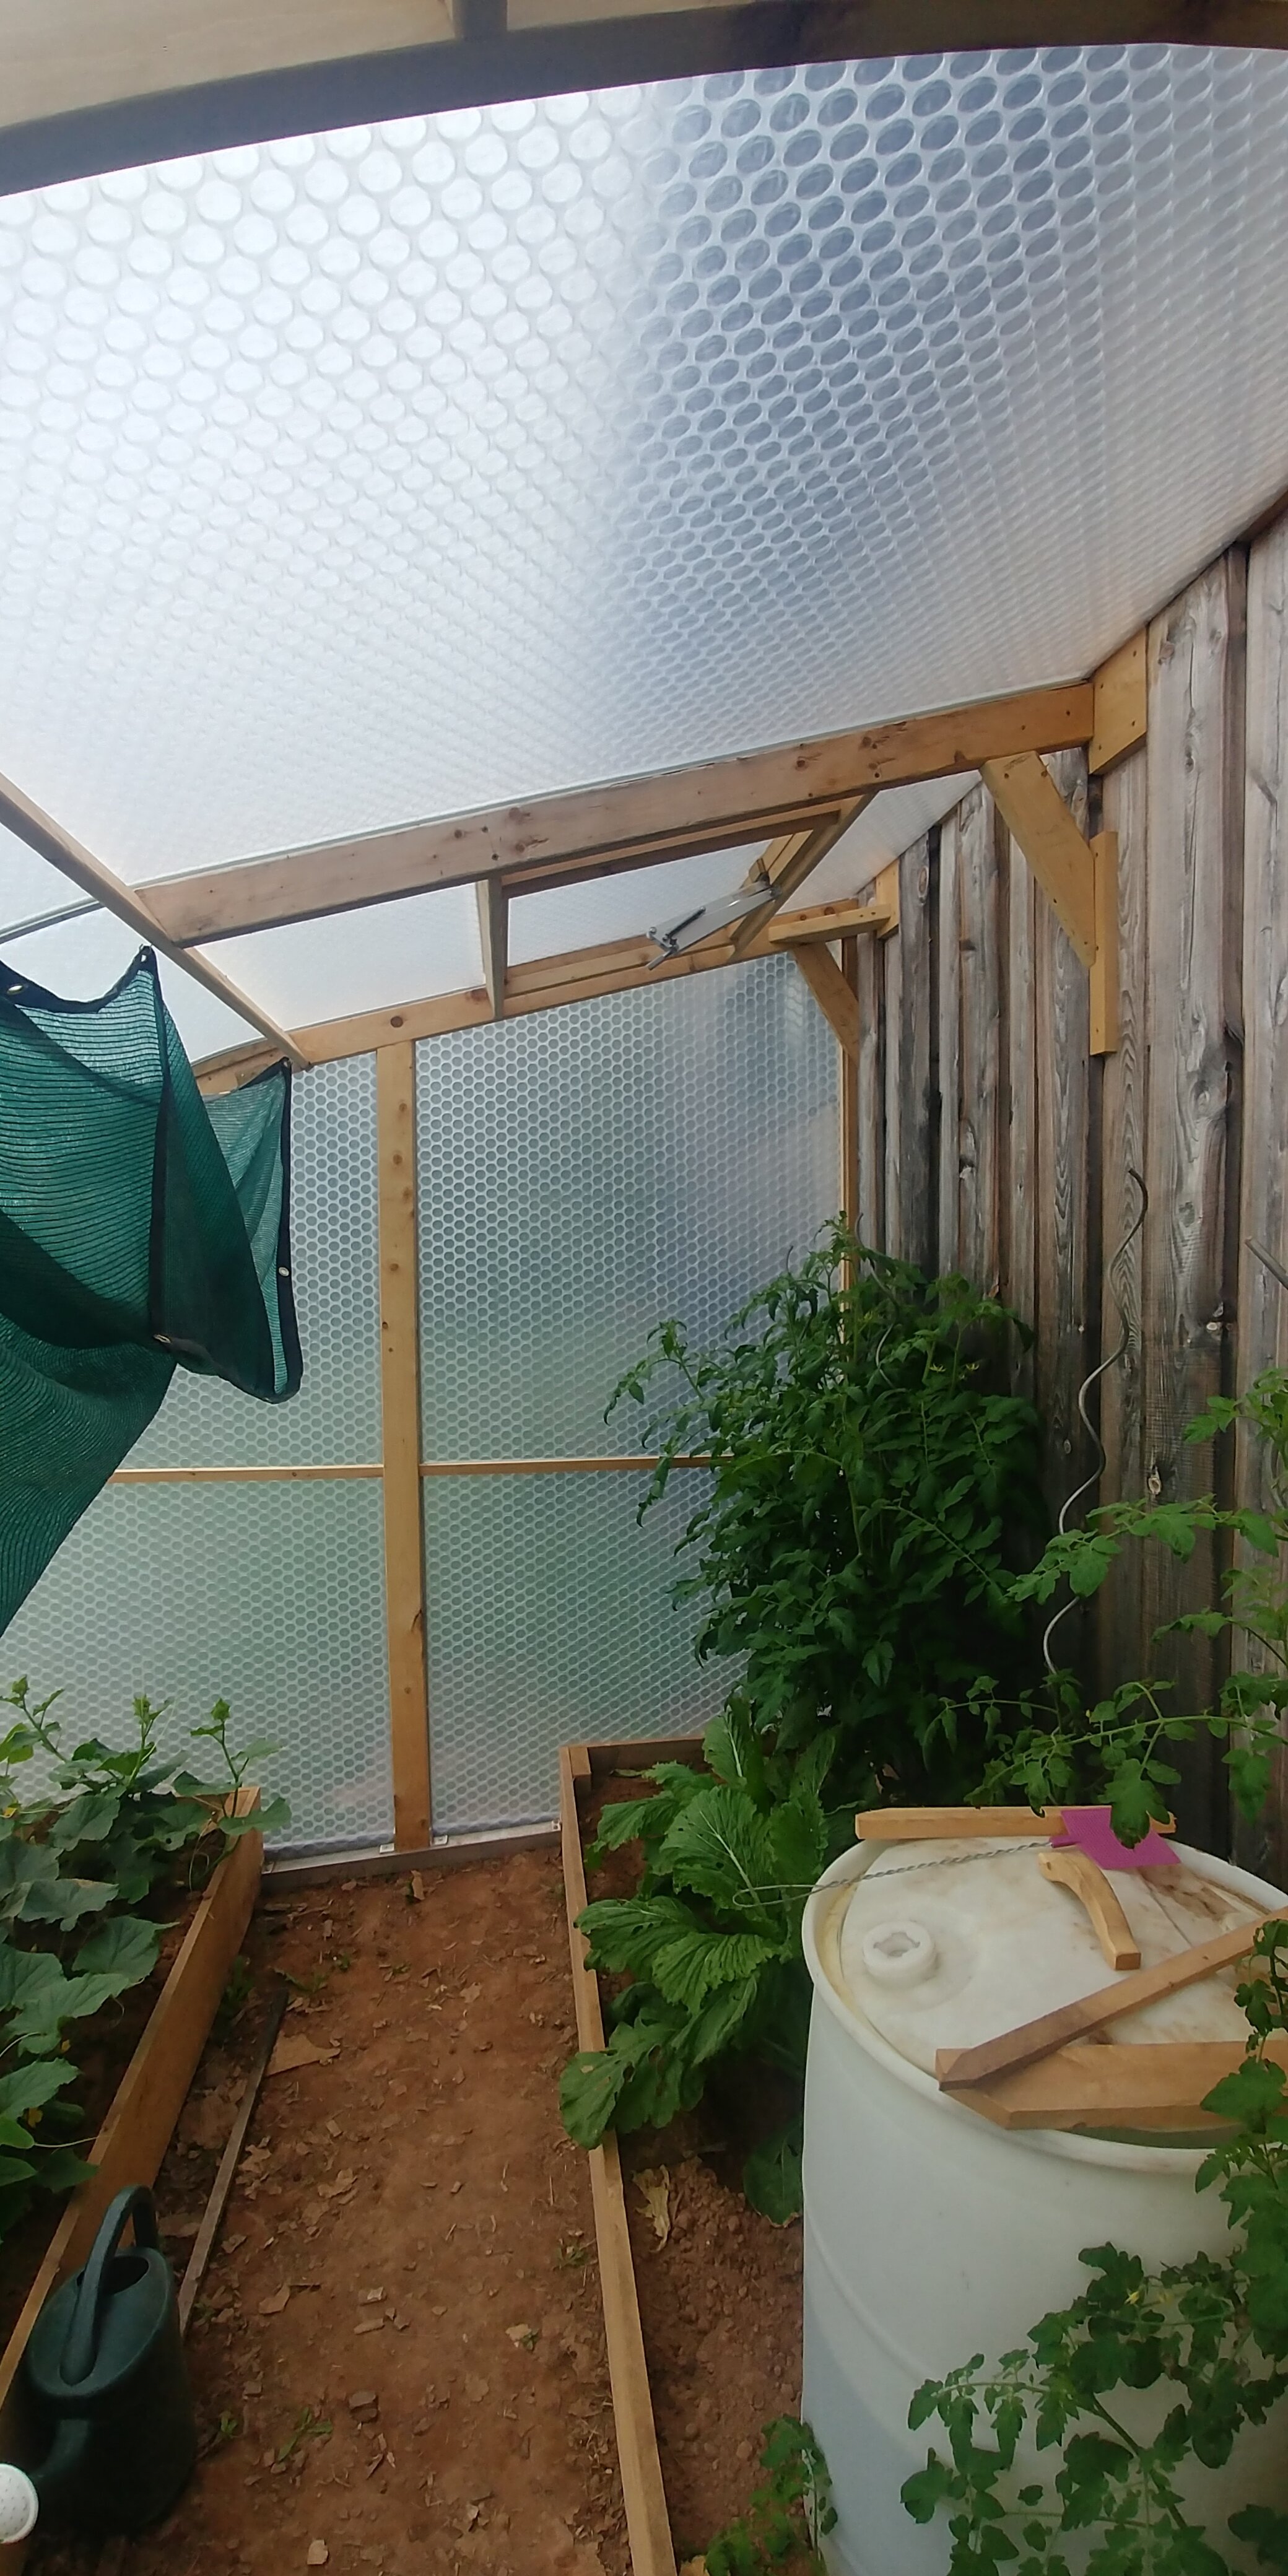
[{"x1": 1051, "y1": 1806, "x2": 1178, "y2": 1869}]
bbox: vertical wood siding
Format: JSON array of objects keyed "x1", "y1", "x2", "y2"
[{"x1": 848, "y1": 532, "x2": 1283, "y2": 1856}]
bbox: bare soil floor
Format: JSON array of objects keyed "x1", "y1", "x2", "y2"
[{"x1": 28, "y1": 1841, "x2": 803, "y2": 2576}]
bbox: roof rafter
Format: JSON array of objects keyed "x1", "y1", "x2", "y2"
[
  {"x1": 147, "y1": 681, "x2": 1093, "y2": 949},
  {"x1": 0, "y1": 772, "x2": 307, "y2": 1070}
]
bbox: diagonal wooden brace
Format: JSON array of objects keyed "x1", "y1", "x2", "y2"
[{"x1": 980, "y1": 752, "x2": 1118, "y2": 1056}]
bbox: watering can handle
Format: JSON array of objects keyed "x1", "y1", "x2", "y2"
[{"x1": 62, "y1": 2187, "x2": 160, "y2": 2387}]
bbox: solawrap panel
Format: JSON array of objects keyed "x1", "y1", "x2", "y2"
[
  {"x1": 1, "y1": 1057, "x2": 392, "y2": 1850},
  {"x1": 417, "y1": 955, "x2": 838, "y2": 1832}
]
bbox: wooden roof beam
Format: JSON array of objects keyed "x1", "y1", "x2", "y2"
[
  {"x1": 196, "y1": 882, "x2": 894, "y2": 1090},
  {"x1": 0, "y1": 771, "x2": 307, "y2": 1070},
  {"x1": 149, "y1": 681, "x2": 1093, "y2": 949}
]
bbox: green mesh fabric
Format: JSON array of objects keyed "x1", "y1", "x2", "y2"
[{"x1": 0, "y1": 946, "x2": 300, "y2": 1631}]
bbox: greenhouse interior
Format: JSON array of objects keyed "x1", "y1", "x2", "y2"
[{"x1": 4, "y1": 11, "x2": 1288, "y2": 2576}]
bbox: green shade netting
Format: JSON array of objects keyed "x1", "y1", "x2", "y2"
[{"x1": 0, "y1": 946, "x2": 301, "y2": 1633}]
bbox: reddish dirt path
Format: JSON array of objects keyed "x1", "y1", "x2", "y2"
[
  {"x1": 33, "y1": 1848, "x2": 626, "y2": 2576},
  {"x1": 28, "y1": 1840, "x2": 803, "y2": 2576}
]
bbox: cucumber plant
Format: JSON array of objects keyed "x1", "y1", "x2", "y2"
[{"x1": 0, "y1": 1677, "x2": 289, "y2": 2239}]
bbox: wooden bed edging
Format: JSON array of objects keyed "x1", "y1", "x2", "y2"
[
  {"x1": 0, "y1": 1795, "x2": 264, "y2": 2569},
  {"x1": 559, "y1": 1735, "x2": 705, "y2": 2576}
]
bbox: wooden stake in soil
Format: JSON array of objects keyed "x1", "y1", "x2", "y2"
[
  {"x1": 178, "y1": 1980, "x2": 289, "y2": 2333},
  {"x1": 559, "y1": 1744, "x2": 677, "y2": 2576}
]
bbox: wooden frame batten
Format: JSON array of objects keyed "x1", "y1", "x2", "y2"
[{"x1": 376, "y1": 1042, "x2": 433, "y2": 1850}]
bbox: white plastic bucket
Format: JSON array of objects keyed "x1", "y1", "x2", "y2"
[{"x1": 800, "y1": 1837, "x2": 1288, "y2": 2575}]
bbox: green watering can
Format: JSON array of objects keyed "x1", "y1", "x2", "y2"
[{"x1": 22, "y1": 2185, "x2": 198, "y2": 2536}]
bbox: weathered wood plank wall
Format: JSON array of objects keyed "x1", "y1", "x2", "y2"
[{"x1": 848, "y1": 523, "x2": 1284, "y2": 1854}]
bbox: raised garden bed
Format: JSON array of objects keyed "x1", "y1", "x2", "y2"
[
  {"x1": 34, "y1": 1842, "x2": 630, "y2": 2576},
  {"x1": 559, "y1": 1741, "x2": 804, "y2": 2576},
  {"x1": 0, "y1": 1794, "x2": 262, "y2": 2565}
]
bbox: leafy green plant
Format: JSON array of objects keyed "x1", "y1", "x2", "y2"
[
  {"x1": 215, "y1": 1952, "x2": 256, "y2": 2039},
  {"x1": 560, "y1": 1708, "x2": 838, "y2": 2216},
  {"x1": 0, "y1": 1677, "x2": 290, "y2": 2239},
  {"x1": 611, "y1": 1228, "x2": 1046, "y2": 1809},
  {"x1": 980, "y1": 1368, "x2": 1288, "y2": 1847},
  {"x1": 562, "y1": 1233, "x2": 1049, "y2": 2211},
  {"x1": 701, "y1": 2417, "x2": 837, "y2": 2575},
  {"x1": 902, "y1": 1920, "x2": 1288, "y2": 2574}
]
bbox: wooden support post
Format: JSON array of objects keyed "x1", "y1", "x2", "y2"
[
  {"x1": 981, "y1": 752, "x2": 1118, "y2": 1057},
  {"x1": 790, "y1": 941, "x2": 860, "y2": 1061},
  {"x1": 1089, "y1": 829, "x2": 1119, "y2": 1055},
  {"x1": 377, "y1": 1043, "x2": 432, "y2": 1850},
  {"x1": 476, "y1": 876, "x2": 507, "y2": 1019},
  {"x1": 839, "y1": 932, "x2": 859, "y2": 1257}
]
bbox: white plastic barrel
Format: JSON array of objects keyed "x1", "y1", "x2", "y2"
[{"x1": 800, "y1": 1834, "x2": 1288, "y2": 2575}]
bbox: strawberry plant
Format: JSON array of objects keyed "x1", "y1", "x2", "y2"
[{"x1": 902, "y1": 1921, "x2": 1288, "y2": 2573}]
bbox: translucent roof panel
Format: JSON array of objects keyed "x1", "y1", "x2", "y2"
[
  {"x1": 2, "y1": 905, "x2": 260, "y2": 1058},
  {"x1": 807, "y1": 775, "x2": 978, "y2": 902},
  {"x1": 0, "y1": 48, "x2": 1285, "y2": 892},
  {"x1": 0, "y1": 827, "x2": 92, "y2": 931},
  {"x1": 206, "y1": 881, "x2": 482, "y2": 1027},
  {"x1": 507, "y1": 843, "x2": 765, "y2": 965}
]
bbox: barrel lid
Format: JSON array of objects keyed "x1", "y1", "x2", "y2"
[{"x1": 815, "y1": 1835, "x2": 1266, "y2": 2079}]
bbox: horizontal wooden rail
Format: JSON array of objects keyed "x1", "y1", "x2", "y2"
[
  {"x1": 109, "y1": 1455, "x2": 710, "y2": 1484},
  {"x1": 110, "y1": 1462, "x2": 383, "y2": 1483},
  {"x1": 420, "y1": 1455, "x2": 709, "y2": 1477}
]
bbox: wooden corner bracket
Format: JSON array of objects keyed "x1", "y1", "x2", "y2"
[
  {"x1": 979, "y1": 754, "x2": 1118, "y2": 1055},
  {"x1": 785, "y1": 860, "x2": 899, "y2": 1062}
]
